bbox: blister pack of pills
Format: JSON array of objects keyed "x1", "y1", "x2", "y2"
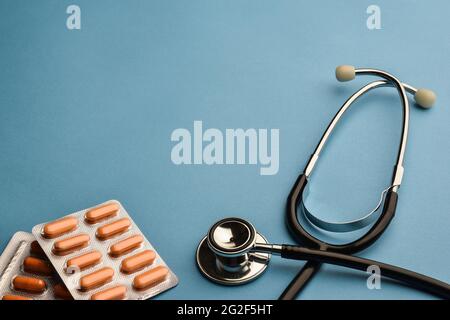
[
  {"x1": 0, "y1": 231, "x2": 72, "y2": 300},
  {"x1": 32, "y1": 200, "x2": 178, "y2": 300}
]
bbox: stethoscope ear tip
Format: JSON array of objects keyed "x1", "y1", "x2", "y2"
[
  {"x1": 335, "y1": 65, "x2": 436, "y2": 109},
  {"x1": 414, "y1": 88, "x2": 436, "y2": 109},
  {"x1": 335, "y1": 65, "x2": 356, "y2": 82}
]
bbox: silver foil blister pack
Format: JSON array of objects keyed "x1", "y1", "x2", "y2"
[
  {"x1": 0, "y1": 231, "x2": 72, "y2": 300},
  {"x1": 31, "y1": 200, "x2": 178, "y2": 300}
]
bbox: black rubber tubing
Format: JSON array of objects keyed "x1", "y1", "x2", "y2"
[
  {"x1": 281, "y1": 245, "x2": 450, "y2": 299},
  {"x1": 278, "y1": 260, "x2": 321, "y2": 300},
  {"x1": 280, "y1": 173, "x2": 398, "y2": 299}
]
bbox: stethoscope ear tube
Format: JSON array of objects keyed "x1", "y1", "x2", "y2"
[{"x1": 282, "y1": 68, "x2": 415, "y2": 299}]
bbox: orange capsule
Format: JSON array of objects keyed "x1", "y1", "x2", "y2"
[
  {"x1": 43, "y1": 216, "x2": 78, "y2": 238},
  {"x1": 121, "y1": 250, "x2": 156, "y2": 274},
  {"x1": 133, "y1": 266, "x2": 169, "y2": 290},
  {"x1": 23, "y1": 256, "x2": 53, "y2": 276},
  {"x1": 12, "y1": 275, "x2": 47, "y2": 294},
  {"x1": 30, "y1": 241, "x2": 46, "y2": 257},
  {"x1": 66, "y1": 250, "x2": 102, "y2": 272},
  {"x1": 2, "y1": 294, "x2": 33, "y2": 300},
  {"x1": 85, "y1": 203, "x2": 119, "y2": 224},
  {"x1": 90, "y1": 285, "x2": 127, "y2": 300},
  {"x1": 53, "y1": 283, "x2": 73, "y2": 300},
  {"x1": 109, "y1": 235, "x2": 143, "y2": 257},
  {"x1": 53, "y1": 234, "x2": 89, "y2": 255},
  {"x1": 96, "y1": 218, "x2": 131, "y2": 240},
  {"x1": 79, "y1": 267, "x2": 114, "y2": 291}
]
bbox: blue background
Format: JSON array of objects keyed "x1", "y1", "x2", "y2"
[{"x1": 0, "y1": 0, "x2": 449, "y2": 299}]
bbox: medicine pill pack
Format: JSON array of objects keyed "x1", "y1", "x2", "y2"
[
  {"x1": 0, "y1": 200, "x2": 178, "y2": 300},
  {"x1": 31, "y1": 200, "x2": 178, "y2": 300},
  {"x1": 0, "y1": 231, "x2": 72, "y2": 300}
]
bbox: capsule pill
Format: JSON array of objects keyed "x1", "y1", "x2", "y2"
[
  {"x1": 12, "y1": 275, "x2": 47, "y2": 294},
  {"x1": 79, "y1": 267, "x2": 114, "y2": 291},
  {"x1": 23, "y1": 256, "x2": 53, "y2": 276},
  {"x1": 96, "y1": 218, "x2": 131, "y2": 240},
  {"x1": 53, "y1": 233, "x2": 89, "y2": 255},
  {"x1": 133, "y1": 266, "x2": 169, "y2": 290},
  {"x1": 109, "y1": 235, "x2": 143, "y2": 257},
  {"x1": 43, "y1": 217, "x2": 78, "y2": 238},
  {"x1": 90, "y1": 285, "x2": 127, "y2": 300},
  {"x1": 85, "y1": 203, "x2": 119, "y2": 224},
  {"x1": 66, "y1": 250, "x2": 102, "y2": 271},
  {"x1": 121, "y1": 250, "x2": 156, "y2": 274}
]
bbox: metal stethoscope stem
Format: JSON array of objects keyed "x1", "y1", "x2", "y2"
[
  {"x1": 302, "y1": 78, "x2": 418, "y2": 233},
  {"x1": 305, "y1": 68, "x2": 412, "y2": 192}
]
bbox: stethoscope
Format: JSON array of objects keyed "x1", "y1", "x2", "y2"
[{"x1": 196, "y1": 66, "x2": 450, "y2": 299}]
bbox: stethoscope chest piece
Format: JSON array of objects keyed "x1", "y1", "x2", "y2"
[{"x1": 196, "y1": 217, "x2": 271, "y2": 285}]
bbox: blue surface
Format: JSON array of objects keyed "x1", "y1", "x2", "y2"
[{"x1": 0, "y1": 0, "x2": 449, "y2": 299}]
